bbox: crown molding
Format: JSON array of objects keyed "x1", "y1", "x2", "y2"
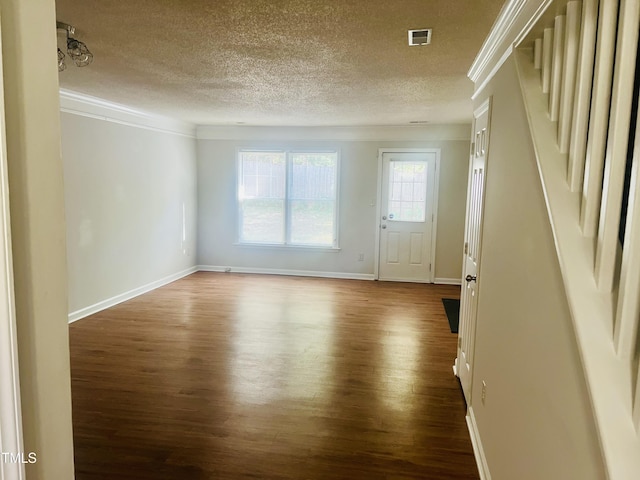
[
  {"x1": 59, "y1": 89, "x2": 196, "y2": 138},
  {"x1": 196, "y1": 124, "x2": 471, "y2": 142},
  {"x1": 59, "y1": 91, "x2": 470, "y2": 142},
  {"x1": 468, "y1": 0, "x2": 553, "y2": 94}
]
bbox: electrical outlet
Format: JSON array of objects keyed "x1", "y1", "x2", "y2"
[
  {"x1": 481, "y1": 381, "x2": 487, "y2": 405},
  {"x1": 358, "y1": 253, "x2": 364, "y2": 261}
]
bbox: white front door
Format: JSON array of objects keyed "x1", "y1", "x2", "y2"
[
  {"x1": 457, "y1": 98, "x2": 491, "y2": 404},
  {"x1": 377, "y1": 150, "x2": 438, "y2": 283}
]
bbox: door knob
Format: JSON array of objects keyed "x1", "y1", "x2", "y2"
[
  {"x1": 382, "y1": 225, "x2": 387, "y2": 229},
  {"x1": 382, "y1": 215, "x2": 387, "y2": 220},
  {"x1": 465, "y1": 275, "x2": 477, "y2": 282}
]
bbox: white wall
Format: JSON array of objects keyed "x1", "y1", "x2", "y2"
[
  {"x1": 196, "y1": 126, "x2": 469, "y2": 281},
  {"x1": 470, "y1": 56, "x2": 606, "y2": 479},
  {"x1": 60, "y1": 103, "x2": 198, "y2": 319},
  {"x1": 1, "y1": 0, "x2": 75, "y2": 477}
]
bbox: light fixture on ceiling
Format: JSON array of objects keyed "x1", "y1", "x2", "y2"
[
  {"x1": 56, "y1": 21, "x2": 93, "y2": 71},
  {"x1": 57, "y1": 48, "x2": 66, "y2": 72}
]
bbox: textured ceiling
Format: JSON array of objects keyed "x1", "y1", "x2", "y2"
[{"x1": 55, "y1": 0, "x2": 505, "y2": 126}]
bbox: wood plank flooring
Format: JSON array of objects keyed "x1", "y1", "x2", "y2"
[{"x1": 69, "y1": 272, "x2": 476, "y2": 479}]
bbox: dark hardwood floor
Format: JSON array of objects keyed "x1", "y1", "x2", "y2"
[{"x1": 69, "y1": 272, "x2": 477, "y2": 479}]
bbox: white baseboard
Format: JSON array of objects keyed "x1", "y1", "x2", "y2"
[
  {"x1": 467, "y1": 406, "x2": 491, "y2": 480},
  {"x1": 68, "y1": 266, "x2": 198, "y2": 323},
  {"x1": 434, "y1": 277, "x2": 462, "y2": 285},
  {"x1": 197, "y1": 265, "x2": 375, "y2": 281},
  {"x1": 68, "y1": 265, "x2": 373, "y2": 323}
]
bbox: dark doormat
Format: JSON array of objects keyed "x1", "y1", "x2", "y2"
[{"x1": 442, "y1": 298, "x2": 460, "y2": 334}]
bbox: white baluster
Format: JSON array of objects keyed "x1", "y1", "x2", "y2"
[
  {"x1": 558, "y1": 1, "x2": 582, "y2": 154},
  {"x1": 568, "y1": 0, "x2": 599, "y2": 192},
  {"x1": 635, "y1": 363, "x2": 640, "y2": 430},
  {"x1": 534, "y1": 38, "x2": 543, "y2": 70},
  {"x1": 549, "y1": 15, "x2": 566, "y2": 121},
  {"x1": 581, "y1": 0, "x2": 619, "y2": 238},
  {"x1": 615, "y1": 105, "x2": 640, "y2": 360},
  {"x1": 542, "y1": 28, "x2": 554, "y2": 93},
  {"x1": 595, "y1": 0, "x2": 640, "y2": 292}
]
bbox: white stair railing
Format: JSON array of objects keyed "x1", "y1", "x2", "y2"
[
  {"x1": 517, "y1": 0, "x2": 640, "y2": 477},
  {"x1": 594, "y1": 0, "x2": 639, "y2": 293},
  {"x1": 581, "y1": 0, "x2": 617, "y2": 239}
]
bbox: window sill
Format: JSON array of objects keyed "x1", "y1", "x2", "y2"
[{"x1": 234, "y1": 242, "x2": 341, "y2": 253}]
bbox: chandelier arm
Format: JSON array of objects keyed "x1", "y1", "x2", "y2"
[{"x1": 56, "y1": 21, "x2": 75, "y2": 37}]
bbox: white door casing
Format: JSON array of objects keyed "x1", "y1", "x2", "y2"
[
  {"x1": 0, "y1": 17, "x2": 26, "y2": 480},
  {"x1": 456, "y1": 98, "x2": 491, "y2": 405},
  {"x1": 376, "y1": 149, "x2": 439, "y2": 283}
]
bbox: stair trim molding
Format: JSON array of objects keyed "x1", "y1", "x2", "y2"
[
  {"x1": 469, "y1": 0, "x2": 554, "y2": 99},
  {"x1": 515, "y1": 48, "x2": 640, "y2": 480}
]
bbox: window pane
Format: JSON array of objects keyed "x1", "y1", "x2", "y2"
[
  {"x1": 391, "y1": 182, "x2": 402, "y2": 201},
  {"x1": 239, "y1": 151, "x2": 285, "y2": 243},
  {"x1": 241, "y1": 199, "x2": 285, "y2": 243},
  {"x1": 290, "y1": 200, "x2": 335, "y2": 245},
  {"x1": 401, "y1": 182, "x2": 413, "y2": 201},
  {"x1": 388, "y1": 160, "x2": 427, "y2": 222},
  {"x1": 290, "y1": 152, "x2": 337, "y2": 246}
]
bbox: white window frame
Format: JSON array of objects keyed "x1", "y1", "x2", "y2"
[{"x1": 236, "y1": 148, "x2": 340, "y2": 249}]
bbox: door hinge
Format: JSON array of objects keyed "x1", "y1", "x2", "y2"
[
  {"x1": 429, "y1": 263, "x2": 432, "y2": 272},
  {"x1": 464, "y1": 242, "x2": 469, "y2": 255},
  {"x1": 458, "y1": 337, "x2": 462, "y2": 348}
]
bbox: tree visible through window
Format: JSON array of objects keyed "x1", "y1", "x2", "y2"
[{"x1": 238, "y1": 150, "x2": 338, "y2": 247}]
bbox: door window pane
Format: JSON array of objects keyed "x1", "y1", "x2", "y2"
[{"x1": 388, "y1": 161, "x2": 427, "y2": 222}]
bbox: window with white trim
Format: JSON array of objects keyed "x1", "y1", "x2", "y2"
[{"x1": 238, "y1": 150, "x2": 339, "y2": 247}]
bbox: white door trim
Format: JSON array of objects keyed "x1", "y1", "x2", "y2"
[
  {"x1": 374, "y1": 148, "x2": 440, "y2": 282},
  {"x1": 0, "y1": 16, "x2": 25, "y2": 479}
]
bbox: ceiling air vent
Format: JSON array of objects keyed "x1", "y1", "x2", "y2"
[{"x1": 408, "y1": 29, "x2": 432, "y2": 46}]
